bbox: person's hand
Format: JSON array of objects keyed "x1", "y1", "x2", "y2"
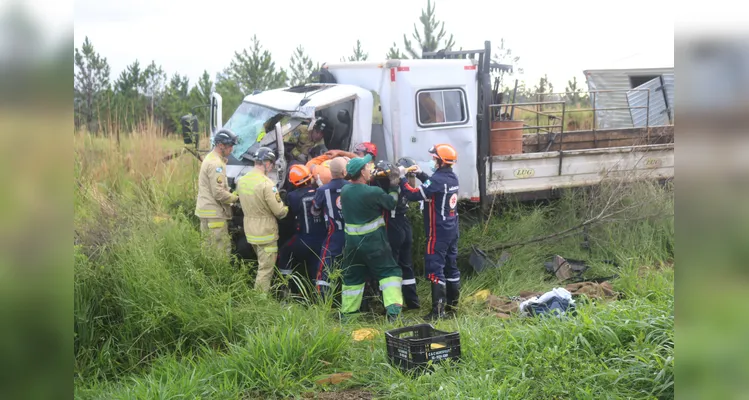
[
  {"x1": 325, "y1": 149, "x2": 343, "y2": 157},
  {"x1": 316, "y1": 174, "x2": 323, "y2": 187},
  {"x1": 410, "y1": 164, "x2": 421, "y2": 174},
  {"x1": 298, "y1": 154, "x2": 309, "y2": 163},
  {"x1": 398, "y1": 166, "x2": 406, "y2": 178}
]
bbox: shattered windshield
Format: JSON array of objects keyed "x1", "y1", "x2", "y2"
[{"x1": 224, "y1": 102, "x2": 280, "y2": 160}]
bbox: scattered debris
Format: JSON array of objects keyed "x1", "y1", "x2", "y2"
[
  {"x1": 519, "y1": 288, "x2": 576, "y2": 317},
  {"x1": 545, "y1": 255, "x2": 588, "y2": 281},
  {"x1": 565, "y1": 281, "x2": 618, "y2": 300},
  {"x1": 474, "y1": 280, "x2": 619, "y2": 319},
  {"x1": 314, "y1": 372, "x2": 354, "y2": 386},
  {"x1": 352, "y1": 328, "x2": 379, "y2": 342},
  {"x1": 544, "y1": 255, "x2": 620, "y2": 283},
  {"x1": 466, "y1": 289, "x2": 491, "y2": 303}
]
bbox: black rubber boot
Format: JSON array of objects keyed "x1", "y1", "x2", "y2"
[
  {"x1": 446, "y1": 281, "x2": 460, "y2": 315},
  {"x1": 423, "y1": 283, "x2": 446, "y2": 321},
  {"x1": 402, "y1": 284, "x2": 421, "y2": 310}
]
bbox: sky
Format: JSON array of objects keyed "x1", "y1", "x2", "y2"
[{"x1": 70, "y1": 0, "x2": 675, "y2": 91}]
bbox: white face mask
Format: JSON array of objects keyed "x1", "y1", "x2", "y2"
[{"x1": 429, "y1": 159, "x2": 438, "y2": 172}]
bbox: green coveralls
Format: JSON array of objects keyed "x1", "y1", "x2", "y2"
[{"x1": 339, "y1": 183, "x2": 404, "y2": 316}]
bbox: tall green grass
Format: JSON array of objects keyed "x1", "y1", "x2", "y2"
[{"x1": 74, "y1": 132, "x2": 674, "y2": 399}]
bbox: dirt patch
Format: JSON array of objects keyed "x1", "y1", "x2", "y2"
[{"x1": 302, "y1": 389, "x2": 374, "y2": 400}]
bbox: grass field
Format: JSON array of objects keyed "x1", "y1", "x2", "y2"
[{"x1": 74, "y1": 130, "x2": 674, "y2": 399}]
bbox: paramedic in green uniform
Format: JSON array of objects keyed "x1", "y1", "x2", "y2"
[{"x1": 339, "y1": 154, "x2": 404, "y2": 321}]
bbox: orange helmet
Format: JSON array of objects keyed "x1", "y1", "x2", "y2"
[
  {"x1": 429, "y1": 144, "x2": 457, "y2": 165},
  {"x1": 354, "y1": 142, "x2": 377, "y2": 158},
  {"x1": 289, "y1": 164, "x2": 313, "y2": 186}
]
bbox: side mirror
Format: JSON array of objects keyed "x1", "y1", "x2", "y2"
[
  {"x1": 337, "y1": 109, "x2": 351, "y2": 124},
  {"x1": 181, "y1": 114, "x2": 199, "y2": 144}
]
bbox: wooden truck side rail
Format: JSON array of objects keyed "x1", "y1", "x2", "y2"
[{"x1": 486, "y1": 142, "x2": 674, "y2": 196}]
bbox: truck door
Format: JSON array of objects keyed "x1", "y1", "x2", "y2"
[{"x1": 391, "y1": 63, "x2": 479, "y2": 201}]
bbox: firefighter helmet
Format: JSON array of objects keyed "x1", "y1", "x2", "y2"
[
  {"x1": 396, "y1": 157, "x2": 417, "y2": 169},
  {"x1": 354, "y1": 142, "x2": 378, "y2": 158},
  {"x1": 214, "y1": 129, "x2": 238, "y2": 146},
  {"x1": 373, "y1": 160, "x2": 396, "y2": 178},
  {"x1": 289, "y1": 164, "x2": 313, "y2": 186},
  {"x1": 429, "y1": 143, "x2": 457, "y2": 165},
  {"x1": 253, "y1": 146, "x2": 277, "y2": 163}
]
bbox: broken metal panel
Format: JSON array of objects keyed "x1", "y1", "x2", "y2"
[
  {"x1": 662, "y1": 73, "x2": 675, "y2": 120},
  {"x1": 584, "y1": 67, "x2": 674, "y2": 129},
  {"x1": 627, "y1": 77, "x2": 669, "y2": 127}
]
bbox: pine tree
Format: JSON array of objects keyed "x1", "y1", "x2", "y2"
[
  {"x1": 188, "y1": 70, "x2": 214, "y2": 131},
  {"x1": 564, "y1": 76, "x2": 582, "y2": 105},
  {"x1": 289, "y1": 45, "x2": 316, "y2": 86},
  {"x1": 403, "y1": 0, "x2": 455, "y2": 59},
  {"x1": 226, "y1": 35, "x2": 287, "y2": 94},
  {"x1": 492, "y1": 38, "x2": 523, "y2": 90},
  {"x1": 142, "y1": 61, "x2": 166, "y2": 122},
  {"x1": 342, "y1": 40, "x2": 369, "y2": 62},
  {"x1": 74, "y1": 37, "x2": 110, "y2": 133},
  {"x1": 160, "y1": 73, "x2": 190, "y2": 132},
  {"x1": 386, "y1": 42, "x2": 407, "y2": 59}
]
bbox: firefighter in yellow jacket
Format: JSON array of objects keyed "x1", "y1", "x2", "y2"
[
  {"x1": 236, "y1": 146, "x2": 289, "y2": 292},
  {"x1": 285, "y1": 117, "x2": 327, "y2": 163},
  {"x1": 194, "y1": 129, "x2": 239, "y2": 256}
]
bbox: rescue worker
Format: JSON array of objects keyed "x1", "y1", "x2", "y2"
[
  {"x1": 400, "y1": 144, "x2": 460, "y2": 320},
  {"x1": 286, "y1": 117, "x2": 328, "y2": 164},
  {"x1": 310, "y1": 142, "x2": 376, "y2": 185},
  {"x1": 371, "y1": 159, "x2": 421, "y2": 309},
  {"x1": 339, "y1": 154, "x2": 404, "y2": 321},
  {"x1": 311, "y1": 157, "x2": 349, "y2": 299},
  {"x1": 236, "y1": 147, "x2": 289, "y2": 293},
  {"x1": 278, "y1": 164, "x2": 327, "y2": 296},
  {"x1": 194, "y1": 129, "x2": 240, "y2": 256}
]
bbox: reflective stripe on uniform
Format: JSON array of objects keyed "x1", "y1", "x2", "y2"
[
  {"x1": 345, "y1": 216, "x2": 385, "y2": 236},
  {"x1": 280, "y1": 269, "x2": 293, "y2": 275},
  {"x1": 446, "y1": 278, "x2": 461, "y2": 282},
  {"x1": 316, "y1": 280, "x2": 330, "y2": 287},
  {"x1": 341, "y1": 283, "x2": 365, "y2": 314},
  {"x1": 246, "y1": 233, "x2": 276, "y2": 243},
  {"x1": 441, "y1": 184, "x2": 447, "y2": 220},
  {"x1": 265, "y1": 246, "x2": 278, "y2": 253},
  {"x1": 379, "y1": 276, "x2": 402, "y2": 289},
  {"x1": 197, "y1": 209, "x2": 218, "y2": 216},
  {"x1": 207, "y1": 221, "x2": 225, "y2": 228},
  {"x1": 402, "y1": 279, "x2": 417, "y2": 285},
  {"x1": 379, "y1": 276, "x2": 404, "y2": 308}
]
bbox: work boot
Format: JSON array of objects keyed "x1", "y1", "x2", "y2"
[
  {"x1": 402, "y1": 284, "x2": 421, "y2": 310},
  {"x1": 385, "y1": 304, "x2": 402, "y2": 322},
  {"x1": 423, "y1": 282, "x2": 447, "y2": 321},
  {"x1": 446, "y1": 281, "x2": 460, "y2": 316}
]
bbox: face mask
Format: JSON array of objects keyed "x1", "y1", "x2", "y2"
[{"x1": 429, "y1": 159, "x2": 438, "y2": 172}]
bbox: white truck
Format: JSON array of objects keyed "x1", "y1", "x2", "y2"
[{"x1": 206, "y1": 41, "x2": 674, "y2": 211}]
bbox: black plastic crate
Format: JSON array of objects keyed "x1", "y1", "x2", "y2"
[{"x1": 385, "y1": 324, "x2": 461, "y2": 372}]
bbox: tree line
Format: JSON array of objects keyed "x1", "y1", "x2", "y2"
[{"x1": 74, "y1": 0, "x2": 589, "y2": 136}]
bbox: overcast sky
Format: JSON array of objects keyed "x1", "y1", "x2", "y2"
[{"x1": 71, "y1": 0, "x2": 674, "y2": 91}]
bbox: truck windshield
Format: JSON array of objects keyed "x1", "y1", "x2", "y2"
[{"x1": 224, "y1": 101, "x2": 279, "y2": 160}]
